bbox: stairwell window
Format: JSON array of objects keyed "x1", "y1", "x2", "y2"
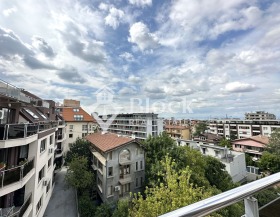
[{"x1": 40, "y1": 139, "x2": 46, "y2": 153}]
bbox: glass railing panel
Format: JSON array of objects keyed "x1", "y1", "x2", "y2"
[
  {"x1": 7, "y1": 124, "x2": 25, "y2": 139},
  {"x1": 0, "y1": 124, "x2": 6, "y2": 140},
  {"x1": 1, "y1": 167, "x2": 21, "y2": 187},
  {"x1": 23, "y1": 159, "x2": 34, "y2": 177},
  {"x1": 26, "y1": 124, "x2": 38, "y2": 137}
]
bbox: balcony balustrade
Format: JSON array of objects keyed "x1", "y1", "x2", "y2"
[
  {"x1": 0, "y1": 158, "x2": 34, "y2": 189},
  {"x1": 0, "y1": 121, "x2": 60, "y2": 140},
  {"x1": 0, "y1": 79, "x2": 30, "y2": 103}
]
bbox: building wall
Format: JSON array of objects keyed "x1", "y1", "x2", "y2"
[{"x1": 224, "y1": 153, "x2": 247, "y2": 183}]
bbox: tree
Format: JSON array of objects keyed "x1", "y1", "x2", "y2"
[
  {"x1": 194, "y1": 122, "x2": 207, "y2": 136},
  {"x1": 65, "y1": 138, "x2": 92, "y2": 166},
  {"x1": 258, "y1": 151, "x2": 280, "y2": 173},
  {"x1": 218, "y1": 138, "x2": 232, "y2": 149},
  {"x1": 266, "y1": 128, "x2": 280, "y2": 155},
  {"x1": 112, "y1": 199, "x2": 130, "y2": 217},
  {"x1": 78, "y1": 192, "x2": 96, "y2": 217},
  {"x1": 129, "y1": 156, "x2": 213, "y2": 217},
  {"x1": 94, "y1": 202, "x2": 113, "y2": 217},
  {"x1": 65, "y1": 156, "x2": 94, "y2": 190}
]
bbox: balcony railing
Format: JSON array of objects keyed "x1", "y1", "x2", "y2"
[
  {"x1": 0, "y1": 158, "x2": 34, "y2": 188},
  {"x1": 0, "y1": 79, "x2": 30, "y2": 103},
  {"x1": 159, "y1": 172, "x2": 280, "y2": 217},
  {"x1": 0, "y1": 193, "x2": 32, "y2": 217},
  {"x1": 0, "y1": 122, "x2": 60, "y2": 140}
]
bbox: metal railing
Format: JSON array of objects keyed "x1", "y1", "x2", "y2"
[
  {"x1": 0, "y1": 121, "x2": 60, "y2": 140},
  {"x1": 159, "y1": 172, "x2": 280, "y2": 217},
  {"x1": 0, "y1": 79, "x2": 30, "y2": 103},
  {"x1": 0, "y1": 158, "x2": 34, "y2": 188}
]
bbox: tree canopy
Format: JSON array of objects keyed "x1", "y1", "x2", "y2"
[
  {"x1": 194, "y1": 122, "x2": 207, "y2": 136},
  {"x1": 266, "y1": 128, "x2": 280, "y2": 155}
]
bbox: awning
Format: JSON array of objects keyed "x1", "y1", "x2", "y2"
[{"x1": 92, "y1": 151, "x2": 106, "y2": 165}]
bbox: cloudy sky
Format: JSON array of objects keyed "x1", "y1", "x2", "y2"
[{"x1": 1, "y1": 0, "x2": 280, "y2": 119}]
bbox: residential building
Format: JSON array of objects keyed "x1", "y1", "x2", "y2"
[
  {"x1": 86, "y1": 132, "x2": 145, "y2": 202},
  {"x1": 245, "y1": 111, "x2": 276, "y2": 120},
  {"x1": 232, "y1": 135, "x2": 269, "y2": 159},
  {"x1": 192, "y1": 133, "x2": 223, "y2": 145},
  {"x1": 58, "y1": 99, "x2": 97, "y2": 151},
  {"x1": 106, "y1": 113, "x2": 163, "y2": 140},
  {"x1": 0, "y1": 79, "x2": 66, "y2": 217},
  {"x1": 164, "y1": 125, "x2": 191, "y2": 140},
  {"x1": 208, "y1": 119, "x2": 280, "y2": 139},
  {"x1": 176, "y1": 139, "x2": 247, "y2": 183}
]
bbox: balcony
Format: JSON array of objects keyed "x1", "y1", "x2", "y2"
[
  {"x1": 0, "y1": 193, "x2": 32, "y2": 217},
  {"x1": 0, "y1": 79, "x2": 30, "y2": 103},
  {"x1": 58, "y1": 121, "x2": 66, "y2": 128},
  {"x1": 0, "y1": 159, "x2": 34, "y2": 197},
  {"x1": 159, "y1": 172, "x2": 280, "y2": 217},
  {"x1": 55, "y1": 149, "x2": 63, "y2": 158},
  {"x1": 56, "y1": 134, "x2": 65, "y2": 142}
]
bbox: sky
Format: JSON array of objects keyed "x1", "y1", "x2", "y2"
[{"x1": 0, "y1": 0, "x2": 280, "y2": 119}]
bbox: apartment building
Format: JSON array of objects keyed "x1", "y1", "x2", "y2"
[
  {"x1": 245, "y1": 111, "x2": 276, "y2": 120},
  {"x1": 192, "y1": 133, "x2": 223, "y2": 145},
  {"x1": 86, "y1": 133, "x2": 145, "y2": 202},
  {"x1": 176, "y1": 139, "x2": 247, "y2": 183},
  {"x1": 232, "y1": 135, "x2": 269, "y2": 159},
  {"x1": 208, "y1": 119, "x2": 280, "y2": 139},
  {"x1": 107, "y1": 113, "x2": 163, "y2": 140},
  {"x1": 0, "y1": 80, "x2": 66, "y2": 217},
  {"x1": 164, "y1": 125, "x2": 191, "y2": 140},
  {"x1": 58, "y1": 99, "x2": 97, "y2": 151}
]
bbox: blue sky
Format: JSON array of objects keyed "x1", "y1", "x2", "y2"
[{"x1": 0, "y1": 0, "x2": 280, "y2": 119}]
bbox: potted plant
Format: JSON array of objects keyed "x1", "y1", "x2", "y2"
[{"x1": 0, "y1": 162, "x2": 6, "y2": 171}]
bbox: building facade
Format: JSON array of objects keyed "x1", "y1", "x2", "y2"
[
  {"x1": 176, "y1": 139, "x2": 247, "y2": 183},
  {"x1": 0, "y1": 80, "x2": 66, "y2": 217},
  {"x1": 245, "y1": 111, "x2": 276, "y2": 120},
  {"x1": 86, "y1": 133, "x2": 145, "y2": 203},
  {"x1": 58, "y1": 99, "x2": 97, "y2": 152},
  {"x1": 164, "y1": 125, "x2": 191, "y2": 140},
  {"x1": 208, "y1": 119, "x2": 280, "y2": 139},
  {"x1": 107, "y1": 113, "x2": 163, "y2": 140}
]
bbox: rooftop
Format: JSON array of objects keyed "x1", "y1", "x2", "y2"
[
  {"x1": 165, "y1": 125, "x2": 189, "y2": 129},
  {"x1": 233, "y1": 135, "x2": 269, "y2": 145},
  {"x1": 59, "y1": 107, "x2": 95, "y2": 122},
  {"x1": 85, "y1": 132, "x2": 135, "y2": 152}
]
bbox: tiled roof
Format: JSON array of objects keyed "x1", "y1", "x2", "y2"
[
  {"x1": 86, "y1": 132, "x2": 134, "y2": 152},
  {"x1": 165, "y1": 125, "x2": 189, "y2": 129},
  {"x1": 60, "y1": 107, "x2": 96, "y2": 122},
  {"x1": 233, "y1": 135, "x2": 269, "y2": 145}
]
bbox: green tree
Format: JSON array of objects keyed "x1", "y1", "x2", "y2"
[
  {"x1": 258, "y1": 151, "x2": 280, "y2": 173},
  {"x1": 218, "y1": 138, "x2": 232, "y2": 149},
  {"x1": 129, "y1": 156, "x2": 213, "y2": 217},
  {"x1": 266, "y1": 128, "x2": 280, "y2": 155},
  {"x1": 112, "y1": 199, "x2": 130, "y2": 217},
  {"x1": 94, "y1": 202, "x2": 113, "y2": 217},
  {"x1": 245, "y1": 153, "x2": 255, "y2": 167},
  {"x1": 193, "y1": 122, "x2": 207, "y2": 136},
  {"x1": 65, "y1": 156, "x2": 94, "y2": 190},
  {"x1": 78, "y1": 192, "x2": 96, "y2": 217},
  {"x1": 254, "y1": 187, "x2": 280, "y2": 207},
  {"x1": 65, "y1": 138, "x2": 92, "y2": 165}
]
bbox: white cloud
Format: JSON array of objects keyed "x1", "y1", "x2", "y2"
[
  {"x1": 128, "y1": 22, "x2": 159, "y2": 51},
  {"x1": 222, "y1": 82, "x2": 258, "y2": 93},
  {"x1": 128, "y1": 75, "x2": 141, "y2": 82},
  {"x1": 128, "y1": 0, "x2": 152, "y2": 7},
  {"x1": 105, "y1": 7, "x2": 124, "y2": 29},
  {"x1": 120, "y1": 52, "x2": 135, "y2": 62},
  {"x1": 3, "y1": 7, "x2": 17, "y2": 17}
]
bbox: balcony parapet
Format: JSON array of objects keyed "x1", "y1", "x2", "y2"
[{"x1": 0, "y1": 121, "x2": 60, "y2": 141}]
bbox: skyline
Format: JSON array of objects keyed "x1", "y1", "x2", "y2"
[{"x1": 0, "y1": 0, "x2": 280, "y2": 119}]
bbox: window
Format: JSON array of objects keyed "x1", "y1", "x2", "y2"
[
  {"x1": 122, "y1": 183, "x2": 130, "y2": 194},
  {"x1": 73, "y1": 108, "x2": 80, "y2": 112},
  {"x1": 108, "y1": 167, "x2": 113, "y2": 177},
  {"x1": 108, "y1": 151, "x2": 112, "y2": 160},
  {"x1": 98, "y1": 177, "x2": 102, "y2": 192},
  {"x1": 82, "y1": 125, "x2": 88, "y2": 131},
  {"x1": 135, "y1": 177, "x2": 138, "y2": 187},
  {"x1": 93, "y1": 156, "x2": 97, "y2": 167},
  {"x1": 69, "y1": 134, "x2": 73, "y2": 138},
  {"x1": 50, "y1": 135, "x2": 53, "y2": 145},
  {"x1": 263, "y1": 127, "x2": 268, "y2": 130},
  {"x1": 202, "y1": 148, "x2": 206, "y2": 155},
  {"x1": 40, "y1": 139, "x2": 46, "y2": 153},
  {"x1": 119, "y1": 149, "x2": 130, "y2": 163},
  {"x1": 46, "y1": 181, "x2": 51, "y2": 193},
  {"x1": 98, "y1": 161, "x2": 103, "y2": 171},
  {"x1": 82, "y1": 133, "x2": 88, "y2": 137},
  {"x1": 69, "y1": 125, "x2": 74, "y2": 130},
  {"x1": 38, "y1": 166, "x2": 45, "y2": 183},
  {"x1": 140, "y1": 177, "x2": 143, "y2": 186},
  {"x1": 36, "y1": 196, "x2": 42, "y2": 214},
  {"x1": 48, "y1": 158, "x2": 52, "y2": 168},
  {"x1": 74, "y1": 114, "x2": 83, "y2": 121},
  {"x1": 136, "y1": 147, "x2": 144, "y2": 155},
  {"x1": 215, "y1": 150, "x2": 220, "y2": 157},
  {"x1": 37, "y1": 110, "x2": 48, "y2": 120},
  {"x1": 24, "y1": 108, "x2": 39, "y2": 119},
  {"x1": 136, "y1": 162, "x2": 138, "y2": 171},
  {"x1": 140, "y1": 161, "x2": 143, "y2": 170},
  {"x1": 107, "y1": 186, "x2": 113, "y2": 196},
  {"x1": 120, "y1": 165, "x2": 130, "y2": 178}
]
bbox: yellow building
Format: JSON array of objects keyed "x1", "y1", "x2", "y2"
[{"x1": 164, "y1": 125, "x2": 191, "y2": 140}]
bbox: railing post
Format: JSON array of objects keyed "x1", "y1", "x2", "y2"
[
  {"x1": 244, "y1": 196, "x2": 259, "y2": 217},
  {"x1": 20, "y1": 166, "x2": 24, "y2": 180},
  {"x1": 1, "y1": 171, "x2": 4, "y2": 188}
]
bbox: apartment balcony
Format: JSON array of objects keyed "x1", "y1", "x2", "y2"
[
  {"x1": 0, "y1": 79, "x2": 30, "y2": 103},
  {"x1": 0, "y1": 193, "x2": 32, "y2": 217},
  {"x1": 0, "y1": 122, "x2": 59, "y2": 148},
  {"x1": 119, "y1": 174, "x2": 132, "y2": 185},
  {"x1": 57, "y1": 121, "x2": 66, "y2": 128},
  {"x1": 0, "y1": 159, "x2": 34, "y2": 197},
  {"x1": 55, "y1": 149, "x2": 63, "y2": 158},
  {"x1": 160, "y1": 172, "x2": 280, "y2": 217},
  {"x1": 56, "y1": 134, "x2": 66, "y2": 142}
]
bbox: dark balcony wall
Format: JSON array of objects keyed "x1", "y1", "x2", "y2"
[{"x1": 38, "y1": 128, "x2": 56, "y2": 139}]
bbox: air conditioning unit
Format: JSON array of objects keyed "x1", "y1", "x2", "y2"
[
  {"x1": 43, "y1": 179, "x2": 48, "y2": 186},
  {"x1": 48, "y1": 148, "x2": 53, "y2": 154},
  {"x1": 114, "y1": 186, "x2": 120, "y2": 191}
]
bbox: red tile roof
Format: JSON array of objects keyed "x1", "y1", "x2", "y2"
[
  {"x1": 60, "y1": 107, "x2": 96, "y2": 122},
  {"x1": 86, "y1": 133, "x2": 135, "y2": 152},
  {"x1": 233, "y1": 135, "x2": 269, "y2": 145}
]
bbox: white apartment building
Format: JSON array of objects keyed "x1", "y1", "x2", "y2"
[
  {"x1": 208, "y1": 119, "x2": 280, "y2": 139},
  {"x1": 107, "y1": 113, "x2": 163, "y2": 140},
  {"x1": 58, "y1": 99, "x2": 97, "y2": 152},
  {"x1": 176, "y1": 139, "x2": 247, "y2": 183},
  {"x1": 86, "y1": 133, "x2": 145, "y2": 202},
  {"x1": 245, "y1": 111, "x2": 276, "y2": 120},
  {"x1": 0, "y1": 80, "x2": 66, "y2": 217}
]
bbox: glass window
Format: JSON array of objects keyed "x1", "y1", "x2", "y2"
[
  {"x1": 37, "y1": 110, "x2": 48, "y2": 120},
  {"x1": 119, "y1": 149, "x2": 130, "y2": 162},
  {"x1": 82, "y1": 125, "x2": 88, "y2": 131},
  {"x1": 48, "y1": 158, "x2": 52, "y2": 168},
  {"x1": 135, "y1": 177, "x2": 138, "y2": 187},
  {"x1": 38, "y1": 166, "x2": 45, "y2": 183},
  {"x1": 108, "y1": 167, "x2": 113, "y2": 176},
  {"x1": 69, "y1": 125, "x2": 74, "y2": 129},
  {"x1": 69, "y1": 134, "x2": 73, "y2": 138},
  {"x1": 136, "y1": 162, "x2": 138, "y2": 171},
  {"x1": 24, "y1": 108, "x2": 39, "y2": 119},
  {"x1": 50, "y1": 135, "x2": 54, "y2": 145},
  {"x1": 108, "y1": 186, "x2": 113, "y2": 196},
  {"x1": 40, "y1": 139, "x2": 46, "y2": 153},
  {"x1": 140, "y1": 161, "x2": 143, "y2": 170},
  {"x1": 36, "y1": 196, "x2": 42, "y2": 213}
]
